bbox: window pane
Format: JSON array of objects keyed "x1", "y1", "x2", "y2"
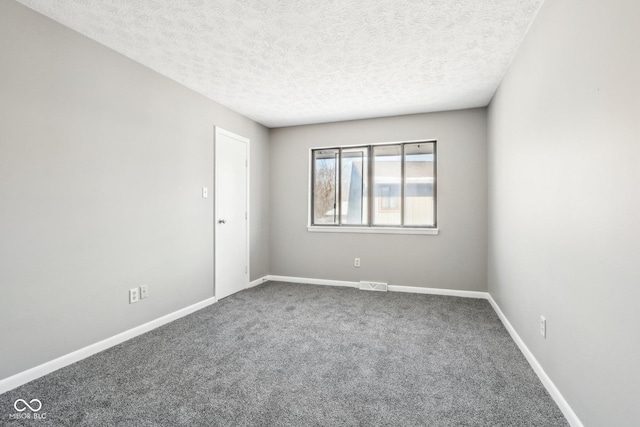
[
  {"x1": 313, "y1": 149, "x2": 339, "y2": 224},
  {"x1": 404, "y1": 142, "x2": 435, "y2": 226},
  {"x1": 341, "y1": 147, "x2": 368, "y2": 225},
  {"x1": 373, "y1": 145, "x2": 401, "y2": 226}
]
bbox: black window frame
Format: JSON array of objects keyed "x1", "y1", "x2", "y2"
[{"x1": 310, "y1": 140, "x2": 437, "y2": 229}]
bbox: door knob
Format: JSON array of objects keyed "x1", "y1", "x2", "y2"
[{"x1": 218, "y1": 219, "x2": 227, "y2": 224}]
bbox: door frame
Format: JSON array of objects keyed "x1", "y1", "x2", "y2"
[{"x1": 214, "y1": 126, "x2": 250, "y2": 298}]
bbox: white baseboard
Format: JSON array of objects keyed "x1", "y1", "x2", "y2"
[
  {"x1": 487, "y1": 295, "x2": 583, "y2": 427},
  {"x1": 389, "y1": 285, "x2": 488, "y2": 299},
  {"x1": 265, "y1": 275, "x2": 359, "y2": 288},
  {"x1": 248, "y1": 277, "x2": 268, "y2": 288},
  {"x1": 264, "y1": 275, "x2": 487, "y2": 299},
  {"x1": 0, "y1": 296, "x2": 217, "y2": 395}
]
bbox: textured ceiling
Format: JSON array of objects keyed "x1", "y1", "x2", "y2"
[{"x1": 16, "y1": 0, "x2": 544, "y2": 128}]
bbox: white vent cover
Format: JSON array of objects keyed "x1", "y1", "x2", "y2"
[{"x1": 359, "y1": 281, "x2": 388, "y2": 292}]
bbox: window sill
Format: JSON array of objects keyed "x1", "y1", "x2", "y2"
[{"x1": 307, "y1": 226, "x2": 439, "y2": 235}]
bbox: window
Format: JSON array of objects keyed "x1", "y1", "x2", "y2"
[{"x1": 310, "y1": 141, "x2": 436, "y2": 233}]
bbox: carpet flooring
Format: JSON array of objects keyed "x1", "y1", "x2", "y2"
[{"x1": 1, "y1": 281, "x2": 568, "y2": 426}]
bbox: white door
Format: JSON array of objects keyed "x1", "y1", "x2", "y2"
[{"x1": 215, "y1": 127, "x2": 249, "y2": 300}]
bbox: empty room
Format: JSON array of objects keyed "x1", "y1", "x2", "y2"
[{"x1": 0, "y1": 0, "x2": 638, "y2": 426}]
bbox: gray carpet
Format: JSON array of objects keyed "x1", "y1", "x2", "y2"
[{"x1": 1, "y1": 281, "x2": 568, "y2": 426}]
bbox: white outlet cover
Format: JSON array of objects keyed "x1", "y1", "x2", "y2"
[
  {"x1": 140, "y1": 285, "x2": 149, "y2": 299},
  {"x1": 129, "y1": 288, "x2": 139, "y2": 304}
]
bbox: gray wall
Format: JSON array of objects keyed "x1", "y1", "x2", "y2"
[
  {"x1": 270, "y1": 109, "x2": 487, "y2": 291},
  {"x1": 0, "y1": 0, "x2": 269, "y2": 380},
  {"x1": 487, "y1": 0, "x2": 640, "y2": 425}
]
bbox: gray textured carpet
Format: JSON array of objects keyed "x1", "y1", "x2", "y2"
[{"x1": 1, "y1": 281, "x2": 568, "y2": 426}]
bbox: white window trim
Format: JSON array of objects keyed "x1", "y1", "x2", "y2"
[
  {"x1": 307, "y1": 139, "x2": 438, "y2": 235},
  {"x1": 307, "y1": 226, "x2": 439, "y2": 235}
]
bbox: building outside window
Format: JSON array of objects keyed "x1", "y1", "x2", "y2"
[{"x1": 310, "y1": 140, "x2": 436, "y2": 232}]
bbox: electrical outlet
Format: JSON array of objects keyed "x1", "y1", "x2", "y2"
[
  {"x1": 140, "y1": 284, "x2": 149, "y2": 299},
  {"x1": 129, "y1": 288, "x2": 139, "y2": 304},
  {"x1": 202, "y1": 187, "x2": 208, "y2": 198},
  {"x1": 540, "y1": 316, "x2": 546, "y2": 338},
  {"x1": 354, "y1": 258, "x2": 361, "y2": 268}
]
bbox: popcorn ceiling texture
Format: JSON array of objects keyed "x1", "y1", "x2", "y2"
[{"x1": 16, "y1": 0, "x2": 544, "y2": 128}]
